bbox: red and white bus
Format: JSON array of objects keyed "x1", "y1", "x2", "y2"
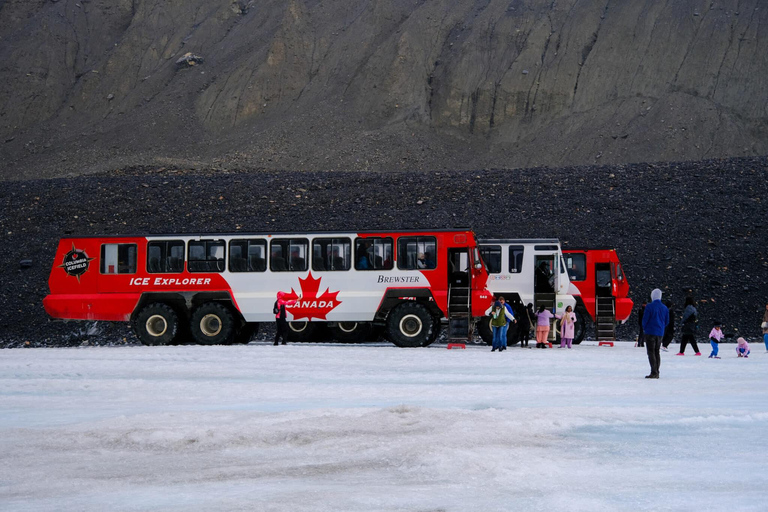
[{"x1": 44, "y1": 230, "x2": 493, "y2": 347}]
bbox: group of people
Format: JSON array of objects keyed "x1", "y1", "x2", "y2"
[
  {"x1": 640, "y1": 290, "x2": 765, "y2": 379},
  {"x1": 485, "y1": 298, "x2": 578, "y2": 352}
]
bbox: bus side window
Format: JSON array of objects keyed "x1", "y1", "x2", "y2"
[
  {"x1": 565, "y1": 254, "x2": 587, "y2": 281},
  {"x1": 147, "y1": 241, "x2": 184, "y2": 273},
  {"x1": 508, "y1": 246, "x2": 524, "y2": 273},
  {"x1": 479, "y1": 246, "x2": 501, "y2": 274},
  {"x1": 101, "y1": 243, "x2": 137, "y2": 274},
  {"x1": 397, "y1": 236, "x2": 436, "y2": 270},
  {"x1": 271, "y1": 239, "x2": 308, "y2": 272}
]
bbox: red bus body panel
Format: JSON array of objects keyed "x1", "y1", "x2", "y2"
[{"x1": 562, "y1": 248, "x2": 633, "y2": 323}]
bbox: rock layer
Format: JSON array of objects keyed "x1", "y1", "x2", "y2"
[{"x1": 1, "y1": 0, "x2": 767, "y2": 178}]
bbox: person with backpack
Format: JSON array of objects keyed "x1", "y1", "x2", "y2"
[
  {"x1": 273, "y1": 291, "x2": 299, "y2": 345},
  {"x1": 676, "y1": 296, "x2": 701, "y2": 355},
  {"x1": 486, "y1": 298, "x2": 515, "y2": 352}
]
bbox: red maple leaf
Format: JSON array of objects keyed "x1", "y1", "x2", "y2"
[{"x1": 282, "y1": 273, "x2": 342, "y2": 321}]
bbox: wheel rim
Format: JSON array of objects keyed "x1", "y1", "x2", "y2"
[
  {"x1": 399, "y1": 314, "x2": 423, "y2": 338},
  {"x1": 289, "y1": 321, "x2": 308, "y2": 333},
  {"x1": 337, "y1": 322, "x2": 358, "y2": 333},
  {"x1": 146, "y1": 315, "x2": 168, "y2": 337},
  {"x1": 199, "y1": 314, "x2": 222, "y2": 337}
]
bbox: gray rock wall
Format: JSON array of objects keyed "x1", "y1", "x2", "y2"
[{"x1": 1, "y1": 1, "x2": 767, "y2": 178}]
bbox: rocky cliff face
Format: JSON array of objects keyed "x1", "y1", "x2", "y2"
[{"x1": 1, "y1": 0, "x2": 767, "y2": 178}]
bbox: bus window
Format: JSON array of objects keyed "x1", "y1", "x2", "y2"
[
  {"x1": 397, "y1": 236, "x2": 437, "y2": 270},
  {"x1": 188, "y1": 240, "x2": 225, "y2": 273},
  {"x1": 229, "y1": 239, "x2": 266, "y2": 272},
  {"x1": 508, "y1": 245, "x2": 524, "y2": 273},
  {"x1": 101, "y1": 243, "x2": 137, "y2": 274},
  {"x1": 355, "y1": 237, "x2": 394, "y2": 270},
  {"x1": 147, "y1": 240, "x2": 185, "y2": 273},
  {"x1": 312, "y1": 238, "x2": 351, "y2": 271},
  {"x1": 271, "y1": 239, "x2": 308, "y2": 272},
  {"x1": 479, "y1": 246, "x2": 501, "y2": 274},
  {"x1": 565, "y1": 254, "x2": 587, "y2": 281}
]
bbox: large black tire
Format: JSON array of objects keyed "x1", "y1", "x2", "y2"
[
  {"x1": 133, "y1": 303, "x2": 180, "y2": 346},
  {"x1": 477, "y1": 316, "x2": 493, "y2": 345},
  {"x1": 190, "y1": 302, "x2": 236, "y2": 345},
  {"x1": 234, "y1": 322, "x2": 259, "y2": 344},
  {"x1": 330, "y1": 322, "x2": 372, "y2": 343},
  {"x1": 287, "y1": 321, "x2": 317, "y2": 342},
  {"x1": 387, "y1": 303, "x2": 434, "y2": 347},
  {"x1": 424, "y1": 316, "x2": 442, "y2": 347}
]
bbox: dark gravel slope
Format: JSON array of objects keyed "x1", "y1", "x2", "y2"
[{"x1": 2, "y1": 157, "x2": 767, "y2": 348}]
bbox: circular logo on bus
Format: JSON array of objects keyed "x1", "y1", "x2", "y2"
[{"x1": 58, "y1": 244, "x2": 95, "y2": 281}]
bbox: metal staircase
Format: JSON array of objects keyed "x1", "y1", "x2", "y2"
[
  {"x1": 595, "y1": 296, "x2": 616, "y2": 341},
  {"x1": 447, "y1": 286, "x2": 471, "y2": 342}
]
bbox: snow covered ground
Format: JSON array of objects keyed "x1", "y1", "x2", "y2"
[{"x1": 1, "y1": 341, "x2": 767, "y2": 512}]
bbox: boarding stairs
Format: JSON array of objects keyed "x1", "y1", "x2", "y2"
[
  {"x1": 447, "y1": 286, "x2": 472, "y2": 342},
  {"x1": 595, "y1": 296, "x2": 617, "y2": 342}
]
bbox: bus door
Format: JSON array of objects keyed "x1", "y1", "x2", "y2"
[
  {"x1": 595, "y1": 263, "x2": 613, "y2": 297},
  {"x1": 447, "y1": 248, "x2": 471, "y2": 340}
]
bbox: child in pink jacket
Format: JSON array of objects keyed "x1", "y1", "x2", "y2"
[
  {"x1": 736, "y1": 337, "x2": 750, "y2": 358},
  {"x1": 557, "y1": 305, "x2": 577, "y2": 349}
]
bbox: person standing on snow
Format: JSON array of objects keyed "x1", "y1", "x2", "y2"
[
  {"x1": 517, "y1": 303, "x2": 533, "y2": 348},
  {"x1": 534, "y1": 305, "x2": 555, "y2": 349},
  {"x1": 557, "y1": 305, "x2": 577, "y2": 349},
  {"x1": 677, "y1": 296, "x2": 701, "y2": 356},
  {"x1": 708, "y1": 321, "x2": 724, "y2": 358},
  {"x1": 486, "y1": 298, "x2": 515, "y2": 352},
  {"x1": 641, "y1": 289, "x2": 669, "y2": 379},
  {"x1": 661, "y1": 299, "x2": 675, "y2": 351},
  {"x1": 762, "y1": 303, "x2": 768, "y2": 352},
  {"x1": 637, "y1": 302, "x2": 647, "y2": 348},
  {"x1": 274, "y1": 291, "x2": 299, "y2": 345}
]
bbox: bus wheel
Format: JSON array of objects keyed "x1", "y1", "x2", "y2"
[
  {"x1": 330, "y1": 322, "x2": 371, "y2": 343},
  {"x1": 387, "y1": 303, "x2": 433, "y2": 348},
  {"x1": 133, "y1": 303, "x2": 180, "y2": 346},
  {"x1": 234, "y1": 323, "x2": 259, "y2": 344},
  {"x1": 424, "y1": 316, "x2": 442, "y2": 347},
  {"x1": 190, "y1": 302, "x2": 235, "y2": 345},
  {"x1": 476, "y1": 316, "x2": 493, "y2": 345},
  {"x1": 287, "y1": 321, "x2": 317, "y2": 342},
  {"x1": 573, "y1": 310, "x2": 587, "y2": 345}
]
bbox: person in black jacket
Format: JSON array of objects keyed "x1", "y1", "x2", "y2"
[
  {"x1": 517, "y1": 303, "x2": 533, "y2": 348},
  {"x1": 677, "y1": 296, "x2": 701, "y2": 355},
  {"x1": 636, "y1": 302, "x2": 646, "y2": 347},
  {"x1": 661, "y1": 300, "x2": 675, "y2": 351}
]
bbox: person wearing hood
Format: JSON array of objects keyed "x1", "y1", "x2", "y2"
[
  {"x1": 641, "y1": 288, "x2": 669, "y2": 379},
  {"x1": 273, "y1": 291, "x2": 299, "y2": 345},
  {"x1": 736, "y1": 337, "x2": 750, "y2": 358},
  {"x1": 677, "y1": 296, "x2": 701, "y2": 355},
  {"x1": 534, "y1": 305, "x2": 555, "y2": 348}
]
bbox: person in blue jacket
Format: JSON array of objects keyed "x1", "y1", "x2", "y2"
[{"x1": 641, "y1": 288, "x2": 669, "y2": 379}]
